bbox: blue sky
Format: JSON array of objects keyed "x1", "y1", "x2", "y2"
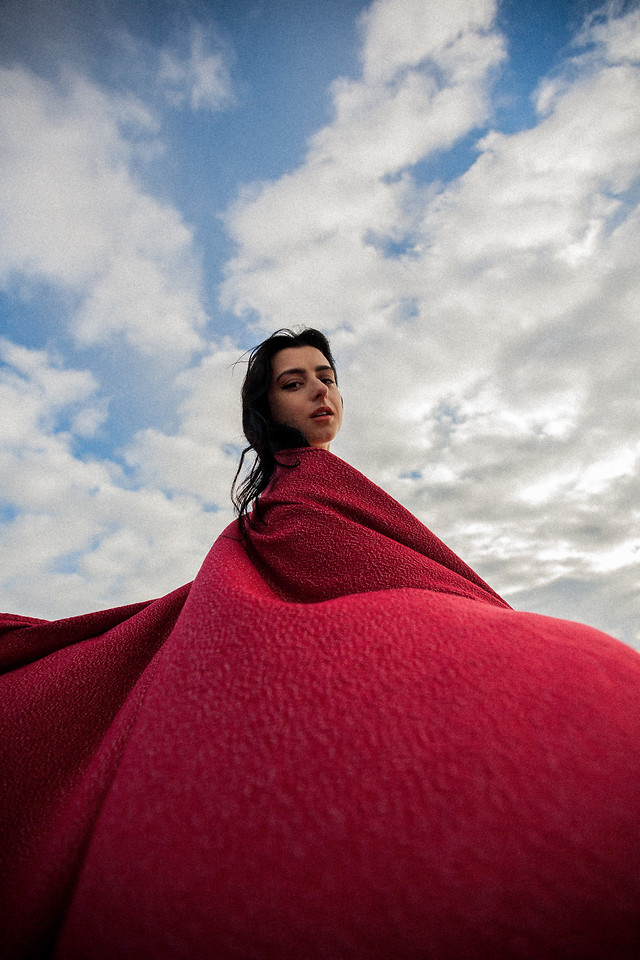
[{"x1": 1, "y1": 0, "x2": 639, "y2": 646}]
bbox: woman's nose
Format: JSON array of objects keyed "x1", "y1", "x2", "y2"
[{"x1": 313, "y1": 379, "x2": 329, "y2": 399}]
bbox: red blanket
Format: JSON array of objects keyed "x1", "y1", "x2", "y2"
[{"x1": 2, "y1": 448, "x2": 640, "y2": 959}]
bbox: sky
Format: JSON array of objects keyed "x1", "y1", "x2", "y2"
[{"x1": 0, "y1": 0, "x2": 639, "y2": 648}]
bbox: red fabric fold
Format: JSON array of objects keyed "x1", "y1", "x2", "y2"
[
  {"x1": 1, "y1": 449, "x2": 640, "y2": 959},
  {"x1": 244, "y1": 448, "x2": 509, "y2": 606}
]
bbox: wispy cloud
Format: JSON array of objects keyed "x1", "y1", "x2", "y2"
[{"x1": 158, "y1": 23, "x2": 234, "y2": 113}]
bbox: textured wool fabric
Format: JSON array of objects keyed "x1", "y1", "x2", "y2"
[{"x1": 1, "y1": 448, "x2": 640, "y2": 960}]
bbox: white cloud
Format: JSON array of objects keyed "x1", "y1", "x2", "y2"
[
  {"x1": 575, "y1": 4, "x2": 640, "y2": 64},
  {"x1": 359, "y1": 0, "x2": 498, "y2": 84},
  {"x1": 0, "y1": 339, "x2": 231, "y2": 619},
  {"x1": 0, "y1": 66, "x2": 206, "y2": 360},
  {"x1": 0, "y1": 41, "x2": 239, "y2": 618},
  {"x1": 0, "y1": 336, "x2": 99, "y2": 447},
  {"x1": 158, "y1": 23, "x2": 234, "y2": 113},
  {"x1": 220, "y1": 0, "x2": 640, "y2": 646},
  {"x1": 221, "y1": 0, "x2": 505, "y2": 332},
  {"x1": 122, "y1": 341, "x2": 244, "y2": 505}
]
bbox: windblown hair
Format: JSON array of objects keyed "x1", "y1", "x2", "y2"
[{"x1": 231, "y1": 327, "x2": 338, "y2": 529}]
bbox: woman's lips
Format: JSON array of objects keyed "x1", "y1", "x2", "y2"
[{"x1": 311, "y1": 407, "x2": 333, "y2": 420}]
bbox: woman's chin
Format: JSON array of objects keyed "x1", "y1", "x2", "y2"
[{"x1": 308, "y1": 426, "x2": 339, "y2": 450}]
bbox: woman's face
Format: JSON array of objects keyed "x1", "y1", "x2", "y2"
[{"x1": 268, "y1": 345, "x2": 342, "y2": 449}]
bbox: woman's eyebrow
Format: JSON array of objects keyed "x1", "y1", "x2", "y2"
[{"x1": 275, "y1": 365, "x2": 333, "y2": 382}]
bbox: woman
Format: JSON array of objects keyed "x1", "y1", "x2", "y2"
[
  {"x1": 2, "y1": 329, "x2": 640, "y2": 960},
  {"x1": 232, "y1": 327, "x2": 510, "y2": 607},
  {"x1": 232, "y1": 327, "x2": 344, "y2": 529}
]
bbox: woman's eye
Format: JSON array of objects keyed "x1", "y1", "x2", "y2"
[
  {"x1": 282, "y1": 381, "x2": 301, "y2": 390},
  {"x1": 322, "y1": 377, "x2": 335, "y2": 385}
]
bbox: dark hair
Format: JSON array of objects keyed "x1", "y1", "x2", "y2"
[{"x1": 231, "y1": 327, "x2": 338, "y2": 528}]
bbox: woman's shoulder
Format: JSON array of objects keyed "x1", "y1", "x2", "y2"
[{"x1": 270, "y1": 447, "x2": 388, "y2": 503}]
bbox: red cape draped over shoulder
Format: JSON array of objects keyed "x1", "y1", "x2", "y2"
[{"x1": 1, "y1": 448, "x2": 639, "y2": 960}]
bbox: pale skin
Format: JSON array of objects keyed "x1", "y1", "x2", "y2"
[{"x1": 268, "y1": 345, "x2": 343, "y2": 450}]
